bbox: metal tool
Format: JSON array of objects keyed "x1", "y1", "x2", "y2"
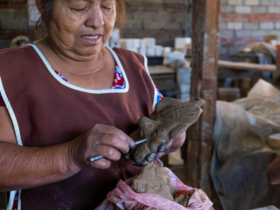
[{"x1": 89, "y1": 139, "x2": 148, "y2": 163}]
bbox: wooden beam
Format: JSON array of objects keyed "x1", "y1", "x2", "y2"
[
  {"x1": 218, "y1": 60, "x2": 277, "y2": 72},
  {"x1": 183, "y1": 0, "x2": 220, "y2": 203}
]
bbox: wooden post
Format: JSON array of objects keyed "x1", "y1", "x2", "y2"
[{"x1": 183, "y1": 0, "x2": 220, "y2": 202}]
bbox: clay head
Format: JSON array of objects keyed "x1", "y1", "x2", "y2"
[{"x1": 131, "y1": 98, "x2": 205, "y2": 163}]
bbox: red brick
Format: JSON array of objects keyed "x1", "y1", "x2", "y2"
[
  {"x1": 235, "y1": 17, "x2": 249, "y2": 22},
  {"x1": 221, "y1": 17, "x2": 234, "y2": 22},
  {"x1": 227, "y1": 14, "x2": 241, "y2": 18},
  {"x1": 246, "y1": 37, "x2": 259, "y2": 41},
  {"x1": 220, "y1": 38, "x2": 228, "y2": 42},
  {"x1": 251, "y1": 17, "x2": 265, "y2": 22},
  {"x1": 221, "y1": 37, "x2": 264, "y2": 47},
  {"x1": 221, "y1": 38, "x2": 237, "y2": 47},
  {"x1": 267, "y1": 17, "x2": 280, "y2": 22},
  {"x1": 259, "y1": 14, "x2": 271, "y2": 19},
  {"x1": 245, "y1": 14, "x2": 258, "y2": 19}
]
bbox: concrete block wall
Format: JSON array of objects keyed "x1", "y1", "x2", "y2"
[
  {"x1": 220, "y1": 0, "x2": 280, "y2": 59},
  {"x1": 0, "y1": 0, "x2": 191, "y2": 49},
  {"x1": 0, "y1": 8, "x2": 33, "y2": 49},
  {"x1": 123, "y1": 0, "x2": 192, "y2": 46}
]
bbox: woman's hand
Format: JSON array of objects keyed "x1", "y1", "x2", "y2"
[
  {"x1": 68, "y1": 124, "x2": 135, "y2": 169},
  {"x1": 132, "y1": 132, "x2": 186, "y2": 167}
]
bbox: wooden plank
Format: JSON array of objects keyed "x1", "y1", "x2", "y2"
[
  {"x1": 183, "y1": 0, "x2": 220, "y2": 205},
  {"x1": 198, "y1": 89, "x2": 215, "y2": 195},
  {"x1": 218, "y1": 60, "x2": 277, "y2": 72},
  {"x1": 148, "y1": 66, "x2": 175, "y2": 75}
]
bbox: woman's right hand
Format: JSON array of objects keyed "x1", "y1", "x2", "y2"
[{"x1": 67, "y1": 124, "x2": 135, "y2": 170}]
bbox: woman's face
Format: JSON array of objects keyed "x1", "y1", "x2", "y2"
[{"x1": 47, "y1": 0, "x2": 116, "y2": 60}]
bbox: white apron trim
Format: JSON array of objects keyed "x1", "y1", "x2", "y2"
[
  {"x1": 0, "y1": 77, "x2": 22, "y2": 210},
  {"x1": 27, "y1": 44, "x2": 130, "y2": 94},
  {"x1": 0, "y1": 78, "x2": 22, "y2": 145},
  {"x1": 7, "y1": 191, "x2": 16, "y2": 210},
  {"x1": 141, "y1": 54, "x2": 158, "y2": 111}
]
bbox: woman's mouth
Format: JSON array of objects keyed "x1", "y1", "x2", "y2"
[{"x1": 80, "y1": 35, "x2": 102, "y2": 44}]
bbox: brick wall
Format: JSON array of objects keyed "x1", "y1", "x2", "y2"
[{"x1": 220, "y1": 0, "x2": 280, "y2": 59}]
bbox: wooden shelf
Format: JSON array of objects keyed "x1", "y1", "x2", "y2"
[{"x1": 218, "y1": 60, "x2": 277, "y2": 72}]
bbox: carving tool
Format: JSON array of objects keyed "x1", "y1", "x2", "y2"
[{"x1": 89, "y1": 139, "x2": 148, "y2": 163}]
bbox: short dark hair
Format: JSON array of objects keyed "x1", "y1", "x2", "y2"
[{"x1": 34, "y1": 0, "x2": 126, "y2": 40}]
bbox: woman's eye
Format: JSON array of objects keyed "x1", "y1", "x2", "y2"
[
  {"x1": 101, "y1": 5, "x2": 112, "y2": 10},
  {"x1": 72, "y1": 6, "x2": 88, "y2": 11}
]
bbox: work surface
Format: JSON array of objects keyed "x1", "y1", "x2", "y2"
[{"x1": 148, "y1": 65, "x2": 175, "y2": 75}]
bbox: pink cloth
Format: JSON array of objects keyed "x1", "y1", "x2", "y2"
[{"x1": 95, "y1": 167, "x2": 214, "y2": 210}]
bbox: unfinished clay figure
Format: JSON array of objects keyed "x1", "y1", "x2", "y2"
[
  {"x1": 174, "y1": 194, "x2": 192, "y2": 207},
  {"x1": 129, "y1": 98, "x2": 205, "y2": 163},
  {"x1": 132, "y1": 162, "x2": 191, "y2": 206},
  {"x1": 132, "y1": 162, "x2": 177, "y2": 201}
]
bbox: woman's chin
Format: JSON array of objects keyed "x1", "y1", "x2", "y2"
[{"x1": 73, "y1": 45, "x2": 104, "y2": 60}]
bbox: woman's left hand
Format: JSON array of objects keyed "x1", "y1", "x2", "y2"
[{"x1": 131, "y1": 133, "x2": 186, "y2": 166}]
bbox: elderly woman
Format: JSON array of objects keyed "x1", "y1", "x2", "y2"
[{"x1": 0, "y1": 0, "x2": 186, "y2": 209}]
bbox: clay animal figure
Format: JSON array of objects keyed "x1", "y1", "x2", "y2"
[
  {"x1": 129, "y1": 97, "x2": 205, "y2": 163},
  {"x1": 132, "y1": 162, "x2": 192, "y2": 207},
  {"x1": 132, "y1": 162, "x2": 178, "y2": 201}
]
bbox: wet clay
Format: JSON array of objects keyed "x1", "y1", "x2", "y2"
[
  {"x1": 131, "y1": 162, "x2": 178, "y2": 201},
  {"x1": 129, "y1": 98, "x2": 205, "y2": 163},
  {"x1": 132, "y1": 163, "x2": 191, "y2": 207},
  {"x1": 174, "y1": 194, "x2": 191, "y2": 207}
]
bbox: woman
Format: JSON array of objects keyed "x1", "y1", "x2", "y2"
[{"x1": 0, "y1": 0, "x2": 186, "y2": 209}]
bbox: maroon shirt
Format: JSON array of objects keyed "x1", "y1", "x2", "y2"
[
  {"x1": 0, "y1": 94, "x2": 4, "y2": 106},
  {"x1": 0, "y1": 45, "x2": 155, "y2": 209}
]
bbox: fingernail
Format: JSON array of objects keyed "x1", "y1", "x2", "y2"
[
  {"x1": 146, "y1": 153, "x2": 156, "y2": 162},
  {"x1": 159, "y1": 143, "x2": 168, "y2": 153},
  {"x1": 129, "y1": 144, "x2": 135, "y2": 149},
  {"x1": 125, "y1": 153, "x2": 130, "y2": 160}
]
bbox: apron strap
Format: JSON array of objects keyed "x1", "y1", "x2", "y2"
[{"x1": 7, "y1": 190, "x2": 21, "y2": 210}]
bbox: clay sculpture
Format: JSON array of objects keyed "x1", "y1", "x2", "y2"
[
  {"x1": 129, "y1": 97, "x2": 205, "y2": 163},
  {"x1": 132, "y1": 162, "x2": 192, "y2": 206},
  {"x1": 132, "y1": 162, "x2": 177, "y2": 201}
]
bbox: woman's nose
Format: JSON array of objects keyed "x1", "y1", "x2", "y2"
[{"x1": 85, "y1": 7, "x2": 104, "y2": 29}]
